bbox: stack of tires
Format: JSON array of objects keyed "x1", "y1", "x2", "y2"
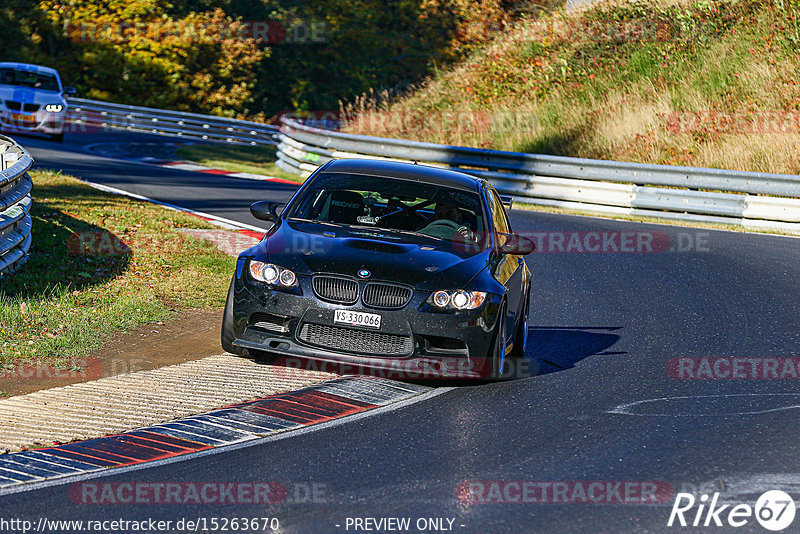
[{"x1": 0, "y1": 135, "x2": 33, "y2": 277}]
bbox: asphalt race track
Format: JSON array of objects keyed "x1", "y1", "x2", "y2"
[
  {"x1": 20, "y1": 131, "x2": 298, "y2": 228},
  {"x1": 2, "y1": 131, "x2": 799, "y2": 533}
]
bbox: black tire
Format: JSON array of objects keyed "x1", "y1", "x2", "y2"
[
  {"x1": 509, "y1": 288, "x2": 530, "y2": 360},
  {"x1": 50, "y1": 132, "x2": 64, "y2": 143},
  {"x1": 480, "y1": 303, "x2": 506, "y2": 380},
  {"x1": 221, "y1": 277, "x2": 238, "y2": 354}
]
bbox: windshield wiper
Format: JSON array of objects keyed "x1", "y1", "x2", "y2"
[
  {"x1": 345, "y1": 225, "x2": 439, "y2": 241},
  {"x1": 289, "y1": 220, "x2": 440, "y2": 242},
  {"x1": 287, "y1": 218, "x2": 342, "y2": 228},
  {"x1": 385, "y1": 228, "x2": 439, "y2": 240}
]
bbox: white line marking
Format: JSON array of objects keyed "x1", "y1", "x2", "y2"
[
  {"x1": 608, "y1": 393, "x2": 800, "y2": 417},
  {"x1": 79, "y1": 181, "x2": 265, "y2": 233},
  {"x1": 83, "y1": 142, "x2": 290, "y2": 182},
  {"x1": 161, "y1": 163, "x2": 208, "y2": 172},
  {"x1": 228, "y1": 172, "x2": 286, "y2": 182}
]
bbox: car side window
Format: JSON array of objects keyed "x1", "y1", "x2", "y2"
[{"x1": 488, "y1": 190, "x2": 511, "y2": 234}]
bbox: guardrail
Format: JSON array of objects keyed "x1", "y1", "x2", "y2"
[
  {"x1": 0, "y1": 135, "x2": 33, "y2": 277},
  {"x1": 277, "y1": 118, "x2": 800, "y2": 232},
  {"x1": 66, "y1": 98, "x2": 279, "y2": 146}
]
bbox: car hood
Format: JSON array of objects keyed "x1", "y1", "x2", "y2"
[
  {"x1": 243, "y1": 220, "x2": 492, "y2": 290},
  {"x1": 0, "y1": 85, "x2": 65, "y2": 106}
]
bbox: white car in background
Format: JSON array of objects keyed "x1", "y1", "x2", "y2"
[{"x1": 0, "y1": 62, "x2": 76, "y2": 142}]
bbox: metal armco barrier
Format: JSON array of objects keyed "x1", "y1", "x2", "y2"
[
  {"x1": 277, "y1": 117, "x2": 800, "y2": 232},
  {"x1": 66, "y1": 98, "x2": 279, "y2": 146},
  {"x1": 0, "y1": 135, "x2": 33, "y2": 277}
]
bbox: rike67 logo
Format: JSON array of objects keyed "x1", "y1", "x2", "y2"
[{"x1": 668, "y1": 490, "x2": 796, "y2": 531}]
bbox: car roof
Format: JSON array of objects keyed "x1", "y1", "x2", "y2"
[
  {"x1": 322, "y1": 159, "x2": 484, "y2": 193},
  {"x1": 0, "y1": 62, "x2": 61, "y2": 78}
]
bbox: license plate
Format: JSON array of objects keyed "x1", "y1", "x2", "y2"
[
  {"x1": 9, "y1": 113, "x2": 35, "y2": 124},
  {"x1": 334, "y1": 309, "x2": 381, "y2": 329}
]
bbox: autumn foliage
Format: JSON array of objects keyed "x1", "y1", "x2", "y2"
[{"x1": 3, "y1": 0, "x2": 524, "y2": 118}]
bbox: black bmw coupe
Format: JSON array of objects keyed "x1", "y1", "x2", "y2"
[{"x1": 222, "y1": 159, "x2": 534, "y2": 379}]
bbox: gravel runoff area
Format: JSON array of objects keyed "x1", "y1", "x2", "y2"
[{"x1": 0, "y1": 354, "x2": 338, "y2": 452}]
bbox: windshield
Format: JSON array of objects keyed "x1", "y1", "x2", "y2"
[
  {"x1": 0, "y1": 68, "x2": 60, "y2": 91},
  {"x1": 286, "y1": 172, "x2": 487, "y2": 243}
]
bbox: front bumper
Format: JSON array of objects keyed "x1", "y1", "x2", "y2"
[
  {"x1": 231, "y1": 272, "x2": 502, "y2": 379},
  {"x1": 0, "y1": 110, "x2": 65, "y2": 134}
]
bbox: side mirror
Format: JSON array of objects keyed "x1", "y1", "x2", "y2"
[
  {"x1": 250, "y1": 201, "x2": 285, "y2": 222},
  {"x1": 498, "y1": 233, "x2": 535, "y2": 255},
  {"x1": 63, "y1": 86, "x2": 77, "y2": 96}
]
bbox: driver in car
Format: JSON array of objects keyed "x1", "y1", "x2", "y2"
[{"x1": 418, "y1": 203, "x2": 475, "y2": 241}]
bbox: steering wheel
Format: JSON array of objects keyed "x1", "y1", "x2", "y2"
[{"x1": 423, "y1": 220, "x2": 476, "y2": 241}]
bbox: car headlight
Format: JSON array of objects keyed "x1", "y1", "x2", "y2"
[
  {"x1": 45, "y1": 104, "x2": 64, "y2": 113},
  {"x1": 428, "y1": 290, "x2": 486, "y2": 310},
  {"x1": 249, "y1": 261, "x2": 297, "y2": 287}
]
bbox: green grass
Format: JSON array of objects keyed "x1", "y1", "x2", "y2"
[
  {"x1": 0, "y1": 171, "x2": 236, "y2": 368},
  {"x1": 175, "y1": 144, "x2": 304, "y2": 183},
  {"x1": 343, "y1": 0, "x2": 800, "y2": 175}
]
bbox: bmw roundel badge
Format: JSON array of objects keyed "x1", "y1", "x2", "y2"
[{"x1": 357, "y1": 269, "x2": 371, "y2": 279}]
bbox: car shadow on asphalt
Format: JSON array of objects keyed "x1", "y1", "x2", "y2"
[
  {"x1": 522, "y1": 326, "x2": 625, "y2": 377},
  {"x1": 420, "y1": 326, "x2": 626, "y2": 386},
  {"x1": 243, "y1": 326, "x2": 625, "y2": 388}
]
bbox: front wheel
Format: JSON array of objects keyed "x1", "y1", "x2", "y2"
[
  {"x1": 509, "y1": 288, "x2": 530, "y2": 359},
  {"x1": 480, "y1": 304, "x2": 507, "y2": 380},
  {"x1": 221, "y1": 277, "x2": 238, "y2": 354}
]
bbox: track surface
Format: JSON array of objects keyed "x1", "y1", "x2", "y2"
[
  {"x1": 2, "y1": 131, "x2": 800, "y2": 533},
  {"x1": 23, "y1": 131, "x2": 297, "y2": 227}
]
